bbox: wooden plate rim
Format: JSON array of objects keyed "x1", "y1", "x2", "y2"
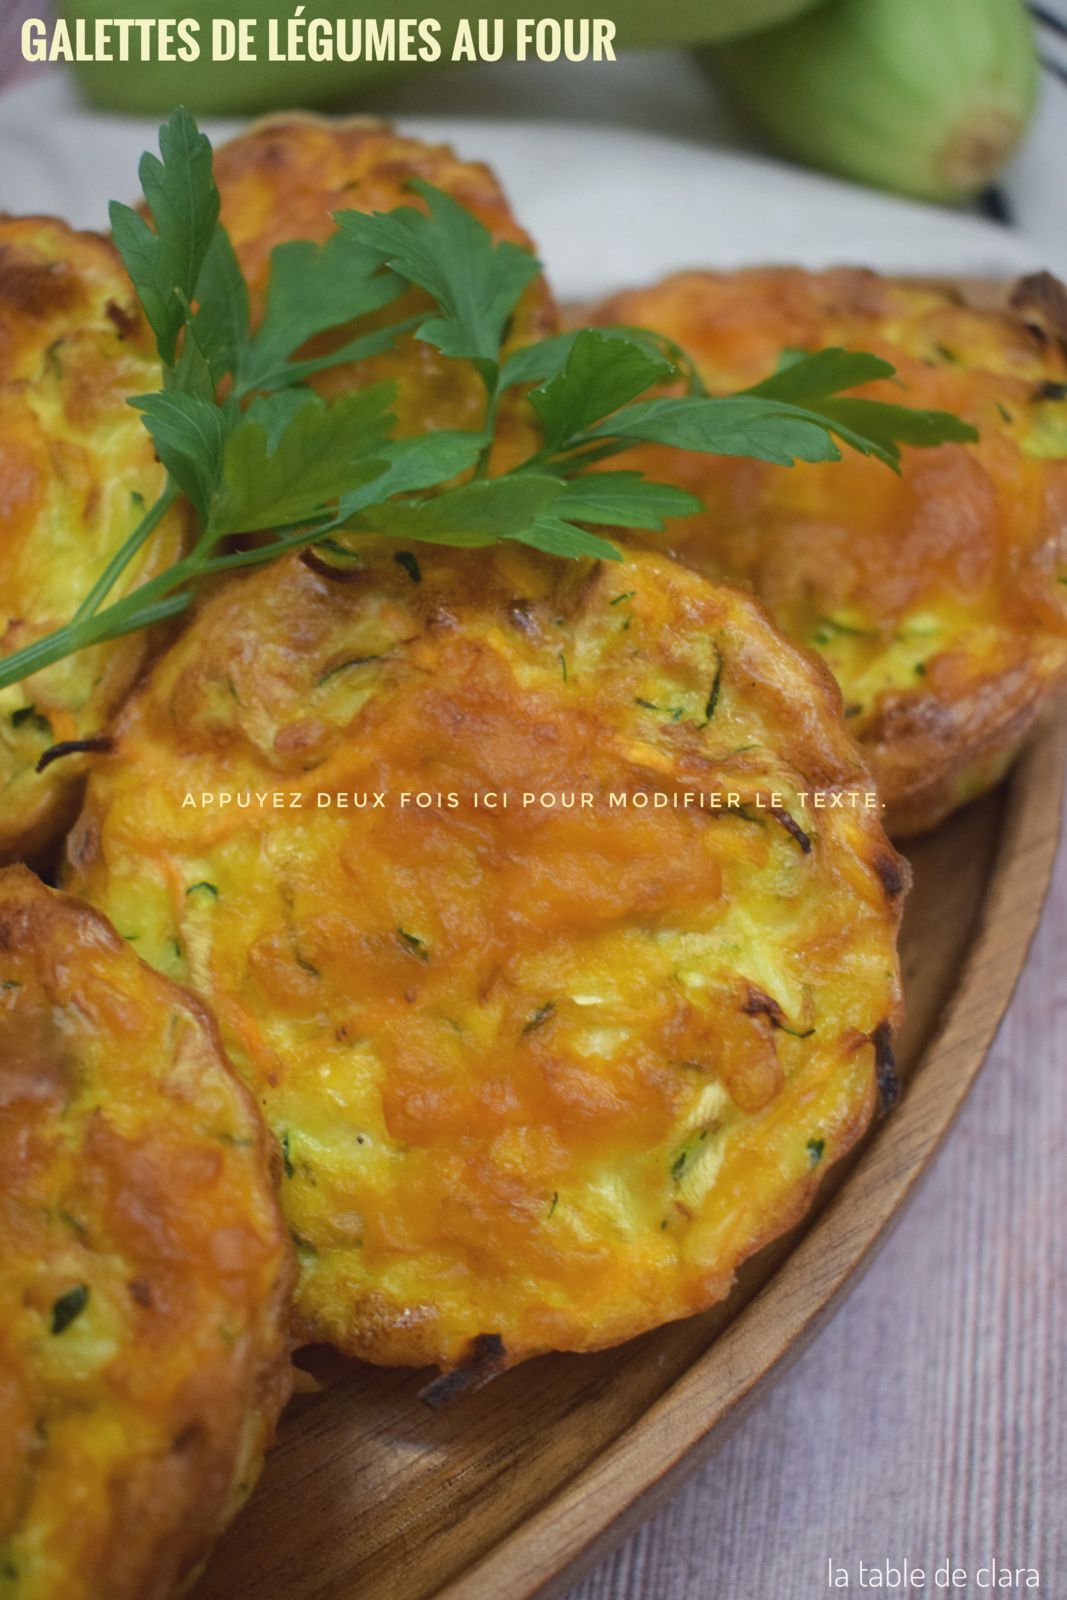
[{"x1": 436, "y1": 718, "x2": 1067, "y2": 1600}]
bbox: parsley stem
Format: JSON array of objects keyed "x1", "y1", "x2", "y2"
[
  {"x1": 0, "y1": 565, "x2": 189, "y2": 691},
  {"x1": 475, "y1": 385, "x2": 502, "y2": 477},
  {"x1": 552, "y1": 439, "x2": 634, "y2": 471},
  {"x1": 201, "y1": 523, "x2": 335, "y2": 572},
  {"x1": 72, "y1": 480, "x2": 181, "y2": 624},
  {"x1": 511, "y1": 438, "x2": 631, "y2": 477},
  {"x1": 0, "y1": 481, "x2": 187, "y2": 691},
  {"x1": 233, "y1": 313, "x2": 423, "y2": 400},
  {"x1": 0, "y1": 498, "x2": 353, "y2": 692},
  {"x1": 70, "y1": 556, "x2": 221, "y2": 646},
  {"x1": 0, "y1": 627, "x2": 88, "y2": 691},
  {"x1": 99, "y1": 592, "x2": 192, "y2": 637}
]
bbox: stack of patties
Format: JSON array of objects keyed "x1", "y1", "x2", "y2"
[{"x1": 3, "y1": 116, "x2": 1064, "y2": 1597}]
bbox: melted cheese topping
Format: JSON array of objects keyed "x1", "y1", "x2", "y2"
[
  {"x1": 69, "y1": 543, "x2": 905, "y2": 1369},
  {"x1": 586, "y1": 268, "x2": 1067, "y2": 833},
  {"x1": 214, "y1": 114, "x2": 557, "y2": 466},
  {"x1": 0, "y1": 219, "x2": 188, "y2": 861},
  {"x1": 0, "y1": 868, "x2": 293, "y2": 1600}
]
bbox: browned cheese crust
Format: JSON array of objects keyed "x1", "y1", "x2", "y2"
[
  {"x1": 583, "y1": 268, "x2": 1067, "y2": 833},
  {"x1": 0, "y1": 867, "x2": 294, "y2": 1599},
  {"x1": 68, "y1": 542, "x2": 906, "y2": 1370},
  {"x1": 0, "y1": 219, "x2": 190, "y2": 862},
  {"x1": 213, "y1": 115, "x2": 558, "y2": 467}
]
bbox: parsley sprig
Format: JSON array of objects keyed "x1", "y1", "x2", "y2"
[{"x1": 0, "y1": 109, "x2": 977, "y2": 693}]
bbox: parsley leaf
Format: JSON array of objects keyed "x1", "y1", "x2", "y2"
[
  {"x1": 741, "y1": 347, "x2": 978, "y2": 467},
  {"x1": 500, "y1": 324, "x2": 702, "y2": 397},
  {"x1": 499, "y1": 330, "x2": 589, "y2": 391},
  {"x1": 191, "y1": 227, "x2": 249, "y2": 387},
  {"x1": 164, "y1": 317, "x2": 219, "y2": 405},
  {"x1": 583, "y1": 377, "x2": 976, "y2": 471},
  {"x1": 353, "y1": 474, "x2": 564, "y2": 547},
  {"x1": 587, "y1": 395, "x2": 854, "y2": 466},
  {"x1": 211, "y1": 386, "x2": 397, "y2": 537},
  {"x1": 745, "y1": 347, "x2": 896, "y2": 402},
  {"x1": 530, "y1": 330, "x2": 675, "y2": 451},
  {"x1": 562, "y1": 345, "x2": 977, "y2": 472},
  {"x1": 336, "y1": 179, "x2": 542, "y2": 386},
  {"x1": 513, "y1": 515, "x2": 622, "y2": 561},
  {"x1": 352, "y1": 473, "x2": 623, "y2": 561},
  {"x1": 109, "y1": 107, "x2": 219, "y2": 366},
  {"x1": 256, "y1": 319, "x2": 423, "y2": 396},
  {"x1": 0, "y1": 111, "x2": 982, "y2": 696},
  {"x1": 338, "y1": 432, "x2": 485, "y2": 518},
  {"x1": 237, "y1": 232, "x2": 406, "y2": 394},
  {"x1": 809, "y1": 396, "x2": 980, "y2": 463},
  {"x1": 131, "y1": 388, "x2": 230, "y2": 524},
  {"x1": 554, "y1": 473, "x2": 703, "y2": 529}
]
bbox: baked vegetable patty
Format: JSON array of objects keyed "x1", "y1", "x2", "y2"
[
  {"x1": 585, "y1": 268, "x2": 1067, "y2": 833},
  {"x1": 0, "y1": 867, "x2": 293, "y2": 1599},
  {"x1": 213, "y1": 114, "x2": 557, "y2": 464},
  {"x1": 0, "y1": 218, "x2": 188, "y2": 863},
  {"x1": 68, "y1": 542, "x2": 906, "y2": 1370}
]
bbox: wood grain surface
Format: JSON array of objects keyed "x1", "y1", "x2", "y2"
[{"x1": 566, "y1": 799, "x2": 1067, "y2": 1600}]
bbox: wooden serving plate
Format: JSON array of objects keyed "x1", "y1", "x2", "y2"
[{"x1": 191, "y1": 715, "x2": 1066, "y2": 1600}]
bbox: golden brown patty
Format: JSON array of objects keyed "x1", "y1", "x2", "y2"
[
  {"x1": 584, "y1": 268, "x2": 1067, "y2": 833},
  {"x1": 0, "y1": 218, "x2": 189, "y2": 864},
  {"x1": 213, "y1": 115, "x2": 558, "y2": 465},
  {"x1": 68, "y1": 541, "x2": 906, "y2": 1371},
  {"x1": 0, "y1": 867, "x2": 294, "y2": 1600}
]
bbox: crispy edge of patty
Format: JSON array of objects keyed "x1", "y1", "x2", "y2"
[
  {"x1": 578, "y1": 267, "x2": 1067, "y2": 834},
  {"x1": 0, "y1": 865, "x2": 295, "y2": 1599},
  {"x1": 0, "y1": 217, "x2": 191, "y2": 865}
]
